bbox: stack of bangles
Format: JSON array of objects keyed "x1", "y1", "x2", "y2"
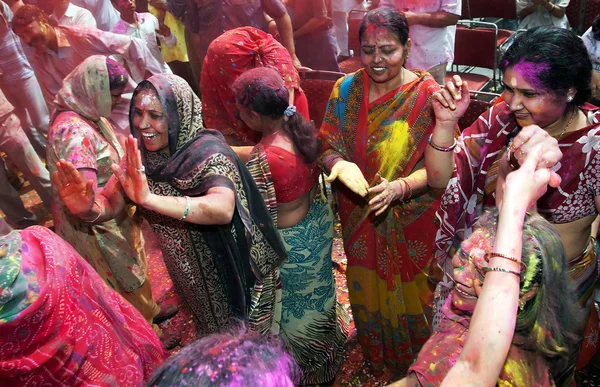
[
  {"x1": 428, "y1": 134, "x2": 457, "y2": 152},
  {"x1": 482, "y1": 252, "x2": 524, "y2": 278},
  {"x1": 398, "y1": 178, "x2": 413, "y2": 199}
]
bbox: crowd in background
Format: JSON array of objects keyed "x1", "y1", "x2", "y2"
[{"x1": 1, "y1": 0, "x2": 600, "y2": 386}]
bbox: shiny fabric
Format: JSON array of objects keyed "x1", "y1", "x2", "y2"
[
  {"x1": 0, "y1": 226, "x2": 167, "y2": 386},
  {"x1": 200, "y1": 27, "x2": 309, "y2": 146},
  {"x1": 318, "y1": 69, "x2": 442, "y2": 374}
]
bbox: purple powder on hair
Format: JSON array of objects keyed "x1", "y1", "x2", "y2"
[{"x1": 511, "y1": 60, "x2": 551, "y2": 91}]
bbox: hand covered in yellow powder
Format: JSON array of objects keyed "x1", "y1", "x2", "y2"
[{"x1": 326, "y1": 160, "x2": 369, "y2": 197}]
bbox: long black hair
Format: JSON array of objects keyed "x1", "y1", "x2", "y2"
[{"x1": 232, "y1": 67, "x2": 320, "y2": 163}]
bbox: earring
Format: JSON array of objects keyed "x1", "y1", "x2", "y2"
[
  {"x1": 518, "y1": 299, "x2": 525, "y2": 311},
  {"x1": 567, "y1": 95, "x2": 574, "y2": 102}
]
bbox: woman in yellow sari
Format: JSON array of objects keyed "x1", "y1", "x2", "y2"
[{"x1": 319, "y1": 8, "x2": 442, "y2": 375}]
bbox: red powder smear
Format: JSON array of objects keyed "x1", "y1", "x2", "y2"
[{"x1": 512, "y1": 60, "x2": 551, "y2": 91}]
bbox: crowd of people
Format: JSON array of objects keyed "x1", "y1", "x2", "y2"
[{"x1": 1, "y1": 0, "x2": 600, "y2": 385}]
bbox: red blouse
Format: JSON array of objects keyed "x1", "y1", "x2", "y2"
[{"x1": 264, "y1": 145, "x2": 319, "y2": 203}]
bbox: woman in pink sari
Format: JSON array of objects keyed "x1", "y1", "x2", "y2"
[{"x1": 0, "y1": 219, "x2": 167, "y2": 386}]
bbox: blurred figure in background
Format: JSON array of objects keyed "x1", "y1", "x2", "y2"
[{"x1": 517, "y1": 0, "x2": 570, "y2": 29}]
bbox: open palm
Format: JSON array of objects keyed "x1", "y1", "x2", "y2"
[{"x1": 52, "y1": 160, "x2": 95, "y2": 216}]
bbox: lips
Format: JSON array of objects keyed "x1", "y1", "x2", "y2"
[
  {"x1": 454, "y1": 283, "x2": 477, "y2": 299},
  {"x1": 141, "y1": 132, "x2": 159, "y2": 140}
]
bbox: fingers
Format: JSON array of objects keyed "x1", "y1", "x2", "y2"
[
  {"x1": 368, "y1": 178, "x2": 388, "y2": 195},
  {"x1": 548, "y1": 170, "x2": 562, "y2": 188},
  {"x1": 325, "y1": 169, "x2": 338, "y2": 183},
  {"x1": 348, "y1": 179, "x2": 369, "y2": 197},
  {"x1": 111, "y1": 163, "x2": 125, "y2": 184}
]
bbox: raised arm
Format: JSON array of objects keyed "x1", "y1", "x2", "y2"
[
  {"x1": 403, "y1": 10, "x2": 459, "y2": 28},
  {"x1": 111, "y1": 136, "x2": 236, "y2": 225},
  {"x1": 441, "y1": 148, "x2": 561, "y2": 386},
  {"x1": 425, "y1": 76, "x2": 469, "y2": 188}
]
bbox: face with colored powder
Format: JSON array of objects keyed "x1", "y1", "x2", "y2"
[
  {"x1": 502, "y1": 62, "x2": 569, "y2": 128},
  {"x1": 132, "y1": 88, "x2": 169, "y2": 152},
  {"x1": 360, "y1": 24, "x2": 408, "y2": 84},
  {"x1": 110, "y1": 86, "x2": 125, "y2": 111},
  {"x1": 13, "y1": 20, "x2": 50, "y2": 52},
  {"x1": 451, "y1": 228, "x2": 495, "y2": 313},
  {"x1": 235, "y1": 101, "x2": 262, "y2": 132}
]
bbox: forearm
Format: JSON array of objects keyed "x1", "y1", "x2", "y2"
[
  {"x1": 141, "y1": 188, "x2": 235, "y2": 225},
  {"x1": 444, "y1": 201, "x2": 525, "y2": 386},
  {"x1": 294, "y1": 17, "x2": 329, "y2": 39},
  {"x1": 274, "y1": 13, "x2": 297, "y2": 58},
  {"x1": 541, "y1": 0, "x2": 566, "y2": 18},
  {"x1": 425, "y1": 122, "x2": 457, "y2": 188},
  {"x1": 406, "y1": 11, "x2": 459, "y2": 28}
]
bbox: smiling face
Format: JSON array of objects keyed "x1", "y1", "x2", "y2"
[
  {"x1": 451, "y1": 228, "x2": 496, "y2": 313},
  {"x1": 502, "y1": 63, "x2": 569, "y2": 128},
  {"x1": 360, "y1": 25, "x2": 408, "y2": 85},
  {"x1": 132, "y1": 88, "x2": 169, "y2": 152}
]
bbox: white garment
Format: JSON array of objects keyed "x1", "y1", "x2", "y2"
[
  {"x1": 378, "y1": 0, "x2": 461, "y2": 71},
  {"x1": 333, "y1": 0, "x2": 358, "y2": 12},
  {"x1": 112, "y1": 13, "x2": 175, "y2": 83},
  {"x1": 52, "y1": 2, "x2": 97, "y2": 28},
  {"x1": 516, "y1": 0, "x2": 570, "y2": 29},
  {"x1": 582, "y1": 27, "x2": 600, "y2": 72},
  {"x1": 70, "y1": 0, "x2": 120, "y2": 31}
]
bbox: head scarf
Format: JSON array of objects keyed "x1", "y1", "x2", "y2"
[
  {"x1": 54, "y1": 55, "x2": 124, "y2": 157},
  {"x1": 106, "y1": 57, "x2": 129, "y2": 91},
  {"x1": 129, "y1": 73, "x2": 204, "y2": 177}
]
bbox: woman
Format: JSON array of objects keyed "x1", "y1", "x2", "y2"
[
  {"x1": 0, "y1": 219, "x2": 167, "y2": 386},
  {"x1": 232, "y1": 67, "x2": 349, "y2": 384},
  {"x1": 427, "y1": 26, "x2": 599, "y2": 383},
  {"x1": 391, "y1": 149, "x2": 581, "y2": 386},
  {"x1": 200, "y1": 26, "x2": 310, "y2": 147},
  {"x1": 319, "y1": 8, "x2": 443, "y2": 374},
  {"x1": 581, "y1": 16, "x2": 600, "y2": 101},
  {"x1": 54, "y1": 74, "x2": 287, "y2": 338},
  {"x1": 46, "y1": 56, "x2": 177, "y2": 345}
]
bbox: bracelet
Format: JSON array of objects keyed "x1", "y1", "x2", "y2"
[
  {"x1": 399, "y1": 178, "x2": 413, "y2": 199},
  {"x1": 505, "y1": 145, "x2": 520, "y2": 170},
  {"x1": 482, "y1": 266, "x2": 521, "y2": 278},
  {"x1": 268, "y1": 19, "x2": 276, "y2": 25},
  {"x1": 179, "y1": 196, "x2": 191, "y2": 221},
  {"x1": 86, "y1": 200, "x2": 102, "y2": 223},
  {"x1": 428, "y1": 134, "x2": 457, "y2": 152},
  {"x1": 485, "y1": 252, "x2": 527, "y2": 272}
]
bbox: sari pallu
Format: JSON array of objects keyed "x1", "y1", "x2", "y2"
[
  {"x1": 433, "y1": 102, "x2": 600, "y2": 377},
  {"x1": 0, "y1": 226, "x2": 166, "y2": 386},
  {"x1": 200, "y1": 27, "x2": 309, "y2": 146},
  {"x1": 246, "y1": 145, "x2": 350, "y2": 384},
  {"x1": 319, "y1": 69, "x2": 442, "y2": 374}
]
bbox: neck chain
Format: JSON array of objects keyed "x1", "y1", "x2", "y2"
[{"x1": 554, "y1": 108, "x2": 577, "y2": 139}]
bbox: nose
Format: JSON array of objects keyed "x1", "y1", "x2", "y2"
[
  {"x1": 138, "y1": 112, "x2": 151, "y2": 129},
  {"x1": 372, "y1": 52, "x2": 383, "y2": 64},
  {"x1": 507, "y1": 94, "x2": 523, "y2": 112}
]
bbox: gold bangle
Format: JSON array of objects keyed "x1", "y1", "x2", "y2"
[
  {"x1": 482, "y1": 266, "x2": 521, "y2": 277},
  {"x1": 485, "y1": 252, "x2": 527, "y2": 272}
]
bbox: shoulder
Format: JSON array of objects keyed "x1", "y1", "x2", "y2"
[{"x1": 50, "y1": 111, "x2": 95, "y2": 138}]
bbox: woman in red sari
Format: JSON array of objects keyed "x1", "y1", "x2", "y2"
[
  {"x1": 0, "y1": 219, "x2": 166, "y2": 386},
  {"x1": 200, "y1": 26, "x2": 309, "y2": 147},
  {"x1": 427, "y1": 26, "x2": 600, "y2": 385},
  {"x1": 319, "y1": 8, "x2": 442, "y2": 375}
]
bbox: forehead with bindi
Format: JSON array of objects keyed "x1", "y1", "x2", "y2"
[
  {"x1": 508, "y1": 61, "x2": 550, "y2": 91},
  {"x1": 362, "y1": 24, "x2": 398, "y2": 46},
  {"x1": 137, "y1": 89, "x2": 162, "y2": 111}
]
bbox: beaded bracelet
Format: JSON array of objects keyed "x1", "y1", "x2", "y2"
[
  {"x1": 85, "y1": 200, "x2": 103, "y2": 223},
  {"x1": 179, "y1": 196, "x2": 191, "y2": 221},
  {"x1": 485, "y1": 252, "x2": 527, "y2": 272},
  {"x1": 482, "y1": 266, "x2": 521, "y2": 278},
  {"x1": 428, "y1": 134, "x2": 457, "y2": 152}
]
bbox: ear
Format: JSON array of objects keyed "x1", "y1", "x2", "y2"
[
  {"x1": 566, "y1": 88, "x2": 576, "y2": 102},
  {"x1": 405, "y1": 38, "x2": 412, "y2": 56},
  {"x1": 520, "y1": 285, "x2": 538, "y2": 303}
]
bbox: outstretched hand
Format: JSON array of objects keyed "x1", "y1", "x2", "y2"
[
  {"x1": 326, "y1": 160, "x2": 369, "y2": 197},
  {"x1": 111, "y1": 135, "x2": 152, "y2": 206},
  {"x1": 432, "y1": 75, "x2": 470, "y2": 126},
  {"x1": 52, "y1": 159, "x2": 95, "y2": 216}
]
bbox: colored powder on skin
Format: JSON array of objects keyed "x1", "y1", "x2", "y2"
[
  {"x1": 511, "y1": 60, "x2": 550, "y2": 92},
  {"x1": 377, "y1": 120, "x2": 411, "y2": 182}
]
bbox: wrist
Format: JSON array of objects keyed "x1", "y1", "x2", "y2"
[
  {"x1": 389, "y1": 180, "x2": 403, "y2": 201},
  {"x1": 139, "y1": 193, "x2": 156, "y2": 209}
]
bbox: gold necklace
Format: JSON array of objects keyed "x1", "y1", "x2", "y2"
[{"x1": 553, "y1": 108, "x2": 577, "y2": 139}]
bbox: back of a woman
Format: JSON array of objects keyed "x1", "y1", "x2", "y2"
[
  {"x1": 232, "y1": 67, "x2": 349, "y2": 385},
  {"x1": 200, "y1": 26, "x2": 309, "y2": 146}
]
